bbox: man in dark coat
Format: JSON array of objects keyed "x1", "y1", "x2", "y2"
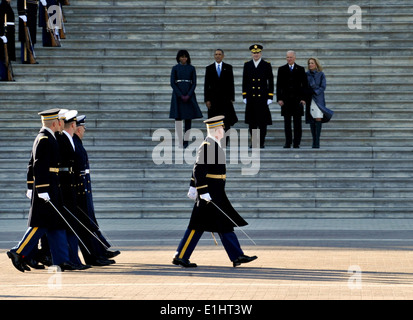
[
  {"x1": 276, "y1": 50, "x2": 308, "y2": 148},
  {"x1": 7, "y1": 108, "x2": 76, "y2": 272},
  {"x1": 242, "y1": 44, "x2": 274, "y2": 148},
  {"x1": 17, "y1": 0, "x2": 38, "y2": 63},
  {"x1": 204, "y1": 49, "x2": 238, "y2": 133},
  {"x1": 173, "y1": 116, "x2": 257, "y2": 268}
]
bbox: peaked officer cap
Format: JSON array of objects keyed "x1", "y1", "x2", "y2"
[
  {"x1": 204, "y1": 115, "x2": 225, "y2": 129},
  {"x1": 38, "y1": 108, "x2": 60, "y2": 121},
  {"x1": 64, "y1": 110, "x2": 78, "y2": 123},
  {"x1": 249, "y1": 44, "x2": 263, "y2": 53}
]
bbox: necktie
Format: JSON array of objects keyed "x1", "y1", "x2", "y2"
[
  {"x1": 290, "y1": 65, "x2": 293, "y2": 72},
  {"x1": 217, "y1": 64, "x2": 221, "y2": 77}
]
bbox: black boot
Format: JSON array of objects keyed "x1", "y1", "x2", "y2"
[
  {"x1": 314, "y1": 121, "x2": 322, "y2": 148},
  {"x1": 310, "y1": 123, "x2": 316, "y2": 148}
]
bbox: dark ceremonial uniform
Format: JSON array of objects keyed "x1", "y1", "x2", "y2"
[
  {"x1": 73, "y1": 127, "x2": 116, "y2": 265},
  {"x1": 17, "y1": 0, "x2": 38, "y2": 63},
  {"x1": 39, "y1": 0, "x2": 59, "y2": 47},
  {"x1": 0, "y1": 0, "x2": 16, "y2": 80},
  {"x1": 56, "y1": 129, "x2": 84, "y2": 265},
  {"x1": 0, "y1": 0, "x2": 16, "y2": 61},
  {"x1": 204, "y1": 61, "x2": 237, "y2": 129},
  {"x1": 242, "y1": 44, "x2": 274, "y2": 147},
  {"x1": 7, "y1": 109, "x2": 73, "y2": 272},
  {"x1": 174, "y1": 116, "x2": 256, "y2": 268}
]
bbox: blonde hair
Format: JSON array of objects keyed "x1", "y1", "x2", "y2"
[{"x1": 307, "y1": 57, "x2": 323, "y2": 71}]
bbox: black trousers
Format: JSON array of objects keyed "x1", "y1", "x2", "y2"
[
  {"x1": 283, "y1": 115, "x2": 302, "y2": 146},
  {"x1": 248, "y1": 125, "x2": 267, "y2": 148}
]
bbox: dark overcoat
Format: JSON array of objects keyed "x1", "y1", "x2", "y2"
[
  {"x1": 276, "y1": 63, "x2": 308, "y2": 117},
  {"x1": 73, "y1": 134, "x2": 98, "y2": 231},
  {"x1": 242, "y1": 59, "x2": 274, "y2": 126},
  {"x1": 17, "y1": 0, "x2": 37, "y2": 44},
  {"x1": 56, "y1": 132, "x2": 81, "y2": 230},
  {"x1": 169, "y1": 63, "x2": 203, "y2": 120},
  {"x1": 188, "y1": 137, "x2": 248, "y2": 233},
  {"x1": 204, "y1": 62, "x2": 238, "y2": 127},
  {"x1": 27, "y1": 128, "x2": 64, "y2": 228},
  {"x1": 304, "y1": 70, "x2": 334, "y2": 124},
  {"x1": 0, "y1": 0, "x2": 16, "y2": 61}
]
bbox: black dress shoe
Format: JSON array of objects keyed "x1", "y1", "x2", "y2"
[
  {"x1": 58, "y1": 261, "x2": 78, "y2": 271},
  {"x1": 283, "y1": 144, "x2": 291, "y2": 148},
  {"x1": 106, "y1": 250, "x2": 120, "y2": 258},
  {"x1": 172, "y1": 257, "x2": 197, "y2": 268},
  {"x1": 232, "y1": 255, "x2": 258, "y2": 267},
  {"x1": 25, "y1": 258, "x2": 45, "y2": 269},
  {"x1": 7, "y1": 251, "x2": 29, "y2": 273},
  {"x1": 90, "y1": 258, "x2": 116, "y2": 266},
  {"x1": 75, "y1": 264, "x2": 92, "y2": 270}
]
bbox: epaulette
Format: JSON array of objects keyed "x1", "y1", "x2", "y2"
[{"x1": 39, "y1": 136, "x2": 48, "y2": 140}]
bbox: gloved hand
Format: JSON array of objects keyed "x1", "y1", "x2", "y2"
[
  {"x1": 38, "y1": 192, "x2": 50, "y2": 202},
  {"x1": 40, "y1": 0, "x2": 47, "y2": 6},
  {"x1": 267, "y1": 99, "x2": 273, "y2": 105},
  {"x1": 243, "y1": 98, "x2": 247, "y2": 104},
  {"x1": 1, "y1": 36, "x2": 7, "y2": 43},
  {"x1": 200, "y1": 193, "x2": 212, "y2": 202},
  {"x1": 26, "y1": 190, "x2": 32, "y2": 199},
  {"x1": 19, "y1": 15, "x2": 27, "y2": 22},
  {"x1": 181, "y1": 95, "x2": 190, "y2": 102},
  {"x1": 187, "y1": 186, "x2": 197, "y2": 200}
]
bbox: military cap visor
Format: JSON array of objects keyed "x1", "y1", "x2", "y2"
[
  {"x1": 64, "y1": 110, "x2": 78, "y2": 123},
  {"x1": 204, "y1": 115, "x2": 225, "y2": 129},
  {"x1": 249, "y1": 44, "x2": 263, "y2": 53},
  {"x1": 38, "y1": 108, "x2": 60, "y2": 121},
  {"x1": 76, "y1": 115, "x2": 86, "y2": 126}
]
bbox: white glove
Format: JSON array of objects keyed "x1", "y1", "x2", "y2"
[
  {"x1": 19, "y1": 15, "x2": 27, "y2": 22},
  {"x1": 1, "y1": 36, "x2": 7, "y2": 43},
  {"x1": 200, "y1": 193, "x2": 212, "y2": 202},
  {"x1": 26, "y1": 190, "x2": 32, "y2": 199},
  {"x1": 267, "y1": 99, "x2": 273, "y2": 105},
  {"x1": 40, "y1": 0, "x2": 47, "y2": 6},
  {"x1": 243, "y1": 98, "x2": 247, "y2": 104},
  {"x1": 38, "y1": 192, "x2": 50, "y2": 202},
  {"x1": 187, "y1": 186, "x2": 197, "y2": 200}
]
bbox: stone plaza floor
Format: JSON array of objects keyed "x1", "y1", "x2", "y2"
[{"x1": 1, "y1": 218, "x2": 413, "y2": 301}]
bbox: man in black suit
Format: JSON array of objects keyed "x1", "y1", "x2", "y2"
[
  {"x1": 276, "y1": 50, "x2": 308, "y2": 148},
  {"x1": 204, "y1": 49, "x2": 238, "y2": 136},
  {"x1": 242, "y1": 44, "x2": 274, "y2": 148}
]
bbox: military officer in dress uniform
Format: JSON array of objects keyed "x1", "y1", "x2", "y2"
[
  {"x1": 7, "y1": 108, "x2": 77, "y2": 272},
  {"x1": 17, "y1": 0, "x2": 38, "y2": 63},
  {"x1": 242, "y1": 44, "x2": 274, "y2": 148},
  {"x1": 0, "y1": 0, "x2": 16, "y2": 80},
  {"x1": 73, "y1": 115, "x2": 119, "y2": 266},
  {"x1": 55, "y1": 110, "x2": 91, "y2": 270},
  {"x1": 173, "y1": 116, "x2": 257, "y2": 268}
]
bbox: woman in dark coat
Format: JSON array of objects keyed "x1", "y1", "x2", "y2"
[
  {"x1": 169, "y1": 49, "x2": 202, "y2": 148},
  {"x1": 305, "y1": 57, "x2": 334, "y2": 148}
]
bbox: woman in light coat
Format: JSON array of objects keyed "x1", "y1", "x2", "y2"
[{"x1": 305, "y1": 57, "x2": 333, "y2": 148}]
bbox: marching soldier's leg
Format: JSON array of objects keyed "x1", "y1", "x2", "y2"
[
  {"x1": 218, "y1": 231, "x2": 244, "y2": 261},
  {"x1": 7, "y1": 227, "x2": 46, "y2": 272},
  {"x1": 218, "y1": 232, "x2": 257, "y2": 267},
  {"x1": 173, "y1": 229, "x2": 203, "y2": 268}
]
